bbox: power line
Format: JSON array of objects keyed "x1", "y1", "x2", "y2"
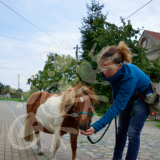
[
  {"x1": 0, "y1": 35, "x2": 74, "y2": 49},
  {"x1": 0, "y1": 1, "x2": 74, "y2": 48},
  {"x1": 82, "y1": 0, "x2": 153, "y2": 49},
  {"x1": 116, "y1": 0, "x2": 153, "y2": 25},
  {"x1": 1, "y1": 52, "x2": 76, "y2": 59},
  {"x1": 0, "y1": 35, "x2": 49, "y2": 46}
]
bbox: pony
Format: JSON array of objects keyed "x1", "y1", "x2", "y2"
[{"x1": 24, "y1": 82, "x2": 98, "y2": 160}]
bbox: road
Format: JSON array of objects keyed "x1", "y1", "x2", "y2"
[{"x1": 0, "y1": 100, "x2": 160, "y2": 160}]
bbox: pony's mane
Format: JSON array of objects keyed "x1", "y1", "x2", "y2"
[{"x1": 60, "y1": 82, "x2": 98, "y2": 116}]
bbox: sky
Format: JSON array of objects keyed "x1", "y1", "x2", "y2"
[{"x1": 0, "y1": 0, "x2": 159, "y2": 92}]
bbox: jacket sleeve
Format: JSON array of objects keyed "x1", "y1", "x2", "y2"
[
  {"x1": 110, "y1": 85, "x2": 116, "y2": 101},
  {"x1": 92, "y1": 77, "x2": 136, "y2": 133},
  {"x1": 112, "y1": 91, "x2": 116, "y2": 100}
]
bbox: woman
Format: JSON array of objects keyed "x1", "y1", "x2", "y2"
[{"x1": 81, "y1": 41, "x2": 151, "y2": 160}]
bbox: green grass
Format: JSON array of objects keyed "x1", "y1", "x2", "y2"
[
  {"x1": 0, "y1": 98, "x2": 24, "y2": 102},
  {"x1": 95, "y1": 112, "x2": 104, "y2": 117},
  {"x1": 146, "y1": 118, "x2": 160, "y2": 129},
  {"x1": 156, "y1": 124, "x2": 160, "y2": 129},
  {"x1": 146, "y1": 119, "x2": 160, "y2": 123}
]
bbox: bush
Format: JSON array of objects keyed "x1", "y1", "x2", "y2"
[
  {"x1": 96, "y1": 102, "x2": 112, "y2": 114},
  {"x1": 22, "y1": 86, "x2": 40, "y2": 102},
  {"x1": 23, "y1": 92, "x2": 30, "y2": 101}
]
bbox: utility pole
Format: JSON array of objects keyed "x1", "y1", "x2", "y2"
[
  {"x1": 76, "y1": 45, "x2": 78, "y2": 78},
  {"x1": 74, "y1": 45, "x2": 80, "y2": 78},
  {"x1": 3, "y1": 84, "x2": 5, "y2": 98},
  {"x1": 18, "y1": 75, "x2": 20, "y2": 99}
]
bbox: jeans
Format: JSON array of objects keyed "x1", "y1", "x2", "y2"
[{"x1": 113, "y1": 99, "x2": 149, "y2": 160}]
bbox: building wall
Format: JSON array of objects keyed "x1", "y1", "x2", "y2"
[
  {"x1": 139, "y1": 31, "x2": 160, "y2": 94},
  {"x1": 139, "y1": 31, "x2": 160, "y2": 50}
]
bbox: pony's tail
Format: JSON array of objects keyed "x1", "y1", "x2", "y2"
[{"x1": 24, "y1": 115, "x2": 33, "y2": 142}]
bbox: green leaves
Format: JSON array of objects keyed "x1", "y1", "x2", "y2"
[
  {"x1": 78, "y1": 0, "x2": 160, "y2": 112},
  {"x1": 27, "y1": 53, "x2": 77, "y2": 93}
]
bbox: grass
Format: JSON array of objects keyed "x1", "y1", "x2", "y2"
[
  {"x1": 146, "y1": 118, "x2": 160, "y2": 123},
  {"x1": 156, "y1": 124, "x2": 160, "y2": 129},
  {"x1": 0, "y1": 98, "x2": 24, "y2": 102},
  {"x1": 94, "y1": 112, "x2": 104, "y2": 117},
  {"x1": 146, "y1": 118, "x2": 160, "y2": 129}
]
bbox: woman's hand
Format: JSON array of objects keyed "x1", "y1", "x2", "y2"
[{"x1": 80, "y1": 126, "x2": 95, "y2": 136}]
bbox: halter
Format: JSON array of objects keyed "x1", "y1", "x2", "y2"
[{"x1": 72, "y1": 102, "x2": 94, "y2": 123}]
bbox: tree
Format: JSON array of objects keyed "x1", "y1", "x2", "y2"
[
  {"x1": 78, "y1": 0, "x2": 114, "y2": 112},
  {"x1": 1, "y1": 85, "x2": 10, "y2": 95},
  {"x1": 0, "y1": 82, "x2": 4, "y2": 94},
  {"x1": 78, "y1": 0, "x2": 160, "y2": 113},
  {"x1": 27, "y1": 53, "x2": 78, "y2": 93},
  {"x1": 79, "y1": 0, "x2": 107, "y2": 61},
  {"x1": 9, "y1": 87, "x2": 23, "y2": 98}
]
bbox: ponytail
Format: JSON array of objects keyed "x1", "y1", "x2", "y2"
[{"x1": 117, "y1": 41, "x2": 132, "y2": 63}]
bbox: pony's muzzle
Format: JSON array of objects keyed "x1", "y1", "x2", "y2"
[{"x1": 79, "y1": 122, "x2": 91, "y2": 131}]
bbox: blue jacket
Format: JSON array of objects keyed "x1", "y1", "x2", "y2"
[{"x1": 92, "y1": 63, "x2": 151, "y2": 133}]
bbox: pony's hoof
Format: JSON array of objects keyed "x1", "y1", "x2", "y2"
[
  {"x1": 38, "y1": 151, "x2": 44, "y2": 155},
  {"x1": 38, "y1": 149, "x2": 44, "y2": 155}
]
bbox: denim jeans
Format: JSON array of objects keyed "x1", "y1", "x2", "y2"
[{"x1": 113, "y1": 99, "x2": 149, "y2": 160}]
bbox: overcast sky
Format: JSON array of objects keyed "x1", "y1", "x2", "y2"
[{"x1": 0, "y1": 0, "x2": 159, "y2": 92}]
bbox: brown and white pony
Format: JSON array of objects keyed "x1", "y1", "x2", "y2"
[{"x1": 24, "y1": 83, "x2": 98, "y2": 160}]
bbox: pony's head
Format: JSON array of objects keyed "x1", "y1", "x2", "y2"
[{"x1": 60, "y1": 82, "x2": 98, "y2": 131}]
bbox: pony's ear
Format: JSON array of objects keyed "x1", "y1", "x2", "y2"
[{"x1": 89, "y1": 85, "x2": 93, "y2": 90}]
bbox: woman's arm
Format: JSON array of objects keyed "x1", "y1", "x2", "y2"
[{"x1": 92, "y1": 77, "x2": 136, "y2": 133}]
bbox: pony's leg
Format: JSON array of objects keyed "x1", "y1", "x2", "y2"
[
  {"x1": 70, "y1": 133, "x2": 78, "y2": 160},
  {"x1": 51, "y1": 136, "x2": 60, "y2": 160},
  {"x1": 35, "y1": 131, "x2": 44, "y2": 155},
  {"x1": 49, "y1": 125, "x2": 62, "y2": 160}
]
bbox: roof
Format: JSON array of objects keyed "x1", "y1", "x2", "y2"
[{"x1": 145, "y1": 30, "x2": 160, "y2": 43}]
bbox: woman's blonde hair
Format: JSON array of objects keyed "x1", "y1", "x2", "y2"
[{"x1": 97, "y1": 41, "x2": 132, "y2": 68}]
